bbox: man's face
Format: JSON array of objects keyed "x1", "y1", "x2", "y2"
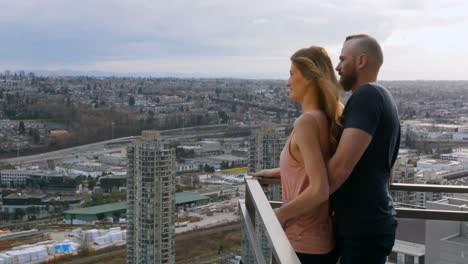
[{"x1": 336, "y1": 42, "x2": 358, "y2": 92}]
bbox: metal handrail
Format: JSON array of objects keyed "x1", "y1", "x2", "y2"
[
  {"x1": 254, "y1": 177, "x2": 468, "y2": 221},
  {"x1": 390, "y1": 183, "x2": 468, "y2": 193},
  {"x1": 241, "y1": 176, "x2": 301, "y2": 264},
  {"x1": 257, "y1": 177, "x2": 468, "y2": 193},
  {"x1": 239, "y1": 200, "x2": 266, "y2": 263},
  {"x1": 241, "y1": 176, "x2": 468, "y2": 263},
  {"x1": 396, "y1": 208, "x2": 468, "y2": 221}
]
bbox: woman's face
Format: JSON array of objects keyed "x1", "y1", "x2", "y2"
[{"x1": 287, "y1": 63, "x2": 312, "y2": 103}]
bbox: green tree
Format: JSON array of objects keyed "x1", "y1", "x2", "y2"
[
  {"x1": 112, "y1": 211, "x2": 122, "y2": 223},
  {"x1": 218, "y1": 110, "x2": 228, "y2": 124},
  {"x1": 1, "y1": 212, "x2": 11, "y2": 222},
  {"x1": 96, "y1": 213, "x2": 106, "y2": 221},
  {"x1": 220, "y1": 161, "x2": 229, "y2": 170},
  {"x1": 14, "y1": 208, "x2": 26, "y2": 220},
  {"x1": 231, "y1": 104, "x2": 237, "y2": 112},
  {"x1": 128, "y1": 96, "x2": 135, "y2": 106},
  {"x1": 32, "y1": 129, "x2": 41, "y2": 144},
  {"x1": 28, "y1": 128, "x2": 41, "y2": 144},
  {"x1": 204, "y1": 164, "x2": 215, "y2": 173},
  {"x1": 26, "y1": 206, "x2": 35, "y2": 218},
  {"x1": 87, "y1": 176, "x2": 97, "y2": 190},
  {"x1": 193, "y1": 176, "x2": 200, "y2": 188},
  {"x1": 18, "y1": 121, "x2": 26, "y2": 135}
]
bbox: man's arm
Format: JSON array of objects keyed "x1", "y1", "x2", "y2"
[
  {"x1": 328, "y1": 128, "x2": 372, "y2": 194},
  {"x1": 390, "y1": 164, "x2": 395, "y2": 184}
]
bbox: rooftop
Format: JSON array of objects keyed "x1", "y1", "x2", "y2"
[
  {"x1": 4, "y1": 193, "x2": 47, "y2": 199},
  {"x1": 64, "y1": 192, "x2": 209, "y2": 215},
  {"x1": 418, "y1": 158, "x2": 465, "y2": 166},
  {"x1": 63, "y1": 201, "x2": 127, "y2": 215},
  {"x1": 392, "y1": 239, "x2": 425, "y2": 256},
  {"x1": 446, "y1": 235, "x2": 468, "y2": 244},
  {"x1": 176, "y1": 192, "x2": 209, "y2": 204},
  {"x1": 208, "y1": 154, "x2": 247, "y2": 162}
]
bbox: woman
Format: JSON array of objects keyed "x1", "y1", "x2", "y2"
[{"x1": 252, "y1": 46, "x2": 343, "y2": 263}]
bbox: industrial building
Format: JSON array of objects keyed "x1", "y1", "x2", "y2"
[
  {"x1": 63, "y1": 192, "x2": 209, "y2": 225},
  {"x1": 63, "y1": 202, "x2": 127, "y2": 225}
]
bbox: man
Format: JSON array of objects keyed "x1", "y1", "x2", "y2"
[{"x1": 327, "y1": 34, "x2": 400, "y2": 263}]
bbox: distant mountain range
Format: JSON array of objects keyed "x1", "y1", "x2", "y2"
[
  {"x1": 3, "y1": 69, "x2": 468, "y2": 81},
  {"x1": 21, "y1": 69, "x2": 288, "y2": 80}
]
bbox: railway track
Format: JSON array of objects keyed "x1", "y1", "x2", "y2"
[{"x1": 57, "y1": 222, "x2": 241, "y2": 263}]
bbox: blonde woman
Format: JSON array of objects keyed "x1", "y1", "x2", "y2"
[{"x1": 253, "y1": 46, "x2": 342, "y2": 263}]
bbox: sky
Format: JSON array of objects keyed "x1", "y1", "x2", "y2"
[{"x1": 0, "y1": 0, "x2": 467, "y2": 80}]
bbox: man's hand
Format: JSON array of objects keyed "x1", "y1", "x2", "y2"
[{"x1": 274, "y1": 208, "x2": 287, "y2": 228}]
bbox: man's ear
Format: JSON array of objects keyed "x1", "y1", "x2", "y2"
[{"x1": 356, "y1": 53, "x2": 368, "y2": 70}]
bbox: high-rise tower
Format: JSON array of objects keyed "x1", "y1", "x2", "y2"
[
  {"x1": 127, "y1": 131, "x2": 176, "y2": 264},
  {"x1": 249, "y1": 123, "x2": 286, "y2": 174}
]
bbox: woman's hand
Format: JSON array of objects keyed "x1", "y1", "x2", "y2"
[
  {"x1": 251, "y1": 168, "x2": 280, "y2": 178},
  {"x1": 251, "y1": 169, "x2": 271, "y2": 177}
]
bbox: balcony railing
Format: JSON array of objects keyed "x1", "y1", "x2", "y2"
[
  {"x1": 240, "y1": 176, "x2": 468, "y2": 264},
  {"x1": 239, "y1": 176, "x2": 301, "y2": 264}
]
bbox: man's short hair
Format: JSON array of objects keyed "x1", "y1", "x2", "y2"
[{"x1": 345, "y1": 34, "x2": 383, "y2": 68}]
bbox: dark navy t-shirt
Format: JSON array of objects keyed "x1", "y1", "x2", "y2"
[{"x1": 331, "y1": 83, "x2": 400, "y2": 237}]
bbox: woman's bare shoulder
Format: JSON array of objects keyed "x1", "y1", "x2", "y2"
[
  {"x1": 294, "y1": 113, "x2": 320, "y2": 133},
  {"x1": 296, "y1": 111, "x2": 327, "y2": 127}
]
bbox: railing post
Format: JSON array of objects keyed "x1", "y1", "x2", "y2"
[
  {"x1": 241, "y1": 176, "x2": 301, "y2": 264},
  {"x1": 240, "y1": 199, "x2": 266, "y2": 264}
]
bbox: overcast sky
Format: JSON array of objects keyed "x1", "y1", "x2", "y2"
[{"x1": 0, "y1": 0, "x2": 467, "y2": 80}]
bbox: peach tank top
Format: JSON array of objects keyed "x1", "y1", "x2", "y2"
[{"x1": 279, "y1": 129, "x2": 335, "y2": 254}]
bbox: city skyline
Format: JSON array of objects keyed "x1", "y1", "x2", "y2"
[{"x1": 0, "y1": 0, "x2": 467, "y2": 80}]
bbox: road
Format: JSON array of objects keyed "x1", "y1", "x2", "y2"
[
  {"x1": 0, "y1": 137, "x2": 136, "y2": 165},
  {"x1": 0, "y1": 124, "x2": 248, "y2": 165}
]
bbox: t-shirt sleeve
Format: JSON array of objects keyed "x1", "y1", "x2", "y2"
[
  {"x1": 391, "y1": 125, "x2": 401, "y2": 166},
  {"x1": 342, "y1": 86, "x2": 383, "y2": 136}
]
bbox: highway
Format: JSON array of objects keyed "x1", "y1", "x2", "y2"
[
  {"x1": 0, "y1": 136, "x2": 136, "y2": 165},
  {"x1": 0, "y1": 124, "x2": 252, "y2": 166}
]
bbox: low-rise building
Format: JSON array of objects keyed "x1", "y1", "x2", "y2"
[
  {"x1": 98, "y1": 153, "x2": 127, "y2": 166},
  {"x1": 440, "y1": 148, "x2": 468, "y2": 163},
  {"x1": 0, "y1": 170, "x2": 31, "y2": 188},
  {"x1": 417, "y1": 158, "x2": 468, "y2": 174},
  {"x1": 98, "y1": 175, "x2": 126, "y2": 192},
  {"x1": 1, "y1": 193, "x2": 47, "y2": 213}
]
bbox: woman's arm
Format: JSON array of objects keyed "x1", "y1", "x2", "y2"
[
  {"x1": 275, "y1": 114, "x2": 329, "y2": 226},
  {"x1": 251, "y1": 168, "x2": 281, "y2": 178}
]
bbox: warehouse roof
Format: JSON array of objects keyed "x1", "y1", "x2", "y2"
[
  {"x1": 176, "y1": 192, "x2": 209, "y2": 204},
  {"x1": 4, "y1": 193, "x2": 47, "y2": 200},
  {"x1": 64, "y1": 201, "x2": 127, "y2": 215},
  {"x1": 64, "y1": 192, "x2": 209, "y2": 215}
]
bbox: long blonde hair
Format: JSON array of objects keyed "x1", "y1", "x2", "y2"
[{"x1": 291, "y1": 46, "x2": 343, "y2": 152}]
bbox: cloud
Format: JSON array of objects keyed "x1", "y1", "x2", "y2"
[{"x1": 0, "y1": 0, "x2": 467, "y2": 79}]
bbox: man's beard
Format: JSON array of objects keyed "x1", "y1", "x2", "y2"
[{"x1": 339, "y1": 68, "x2": 358, "y2": 92}]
